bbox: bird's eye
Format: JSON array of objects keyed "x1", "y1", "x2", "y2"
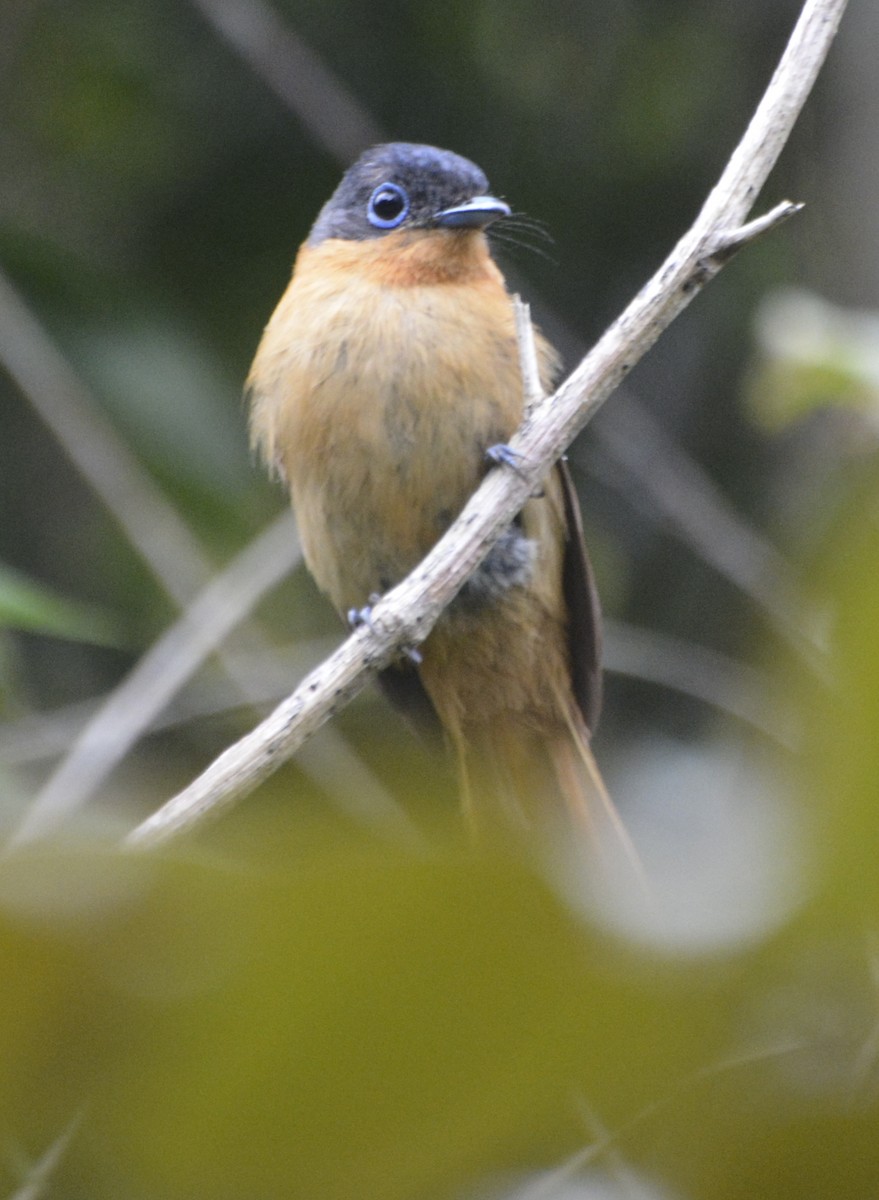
[{"x1": 367, "y1": 182, "x2": 410, "y2": 229}]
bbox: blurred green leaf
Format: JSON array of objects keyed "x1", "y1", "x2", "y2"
[
  {"x1": 72, "y1": 316, "x2": 253, "y2": 496},
  {"x1": 0, "y1": 835, "x2": 726, "y2": 1200},
  {"x1": 748, "y1": 290, "x2": 879, "y2": 431},
  {"x1": 0, "y1": 562, "x2": 122, "y2": 646},
  {"x1": 793, "y1": 466, "x2": 879, "y2": 913},
  {"x1": 0, "y1": 819, "x2": 876, "y2": 1200}
]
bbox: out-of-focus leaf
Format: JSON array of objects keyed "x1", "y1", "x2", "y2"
[
  {"x1": 0, "y1": 562, "x2": 122, "y2": 646},
  {"x1": 792, "y1": 465, "x2": 879, "y2": 912},
  {"x1": 0, "y1": 832, "x2": 736, "y2": 1200},
  {"x1": 71, "y1": 318, "x2": 253, "y2": 495},
  {"x1": 0, "y1": 811, "x2": 877, "y2": 1200},
  {"x1": 748, "y1": 289, "x2": 879, "y2": 431}
]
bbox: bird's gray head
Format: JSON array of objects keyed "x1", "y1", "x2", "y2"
[{"x1": 307, "y1": 142, "x2": 511, "y2": 246}]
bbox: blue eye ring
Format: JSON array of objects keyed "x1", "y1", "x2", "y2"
[{"x1": 367, "y1": 182, "x2": 410, "y2": 229}]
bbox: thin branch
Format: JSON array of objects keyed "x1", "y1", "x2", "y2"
[
  {"x1": 195, "y1": 0, "x2": 817, "y2": 655},
  {"x1": 602, "y1": 619, "x2": 798, "y2": 749},
  {"x1": 0, "y1": 640, "x2": 336, "y2": 767},
  {"x1": 0, "y1": 265, "x2": 313, "y2": 652},
  {"x1": 0, "y1": 265, "x2": 304, "y2": 699},
  {"x1": 295, "y1": 736, "x2": 424, "y2": 847},
  {"x1": 0, "y1": 268, "x2": 213, "y2": 606},
  {"x1": 5, "y1": 508, "x2": 413, "y2": 848},
  {"x1": 126, "y1": 0, "x2": 847, "y2": 850},
  {"x1": 0, "y1": 272, "x2": 376, "y2": 843},
  {"x1": 4, "y1": 1113, "x2": 83, "y2": 1200},
  {"x1": 716, "y1": 200, "x2": 805, "y2": 255},
  {"x1": 0, "y1": 618, "x2": 790, "y2": 764},
  {"x1": 514, "y1": 298, "x2": 546, "y2": 416},
  {"x1": 588, "y1": 392, "x2": 822, "y2": 661},
  {"x1": 189, "y1": 0, "x2": 384, "y2": 162},
  {"x1": 7, "y1": 512, "x2": 298, "y2": 847}
]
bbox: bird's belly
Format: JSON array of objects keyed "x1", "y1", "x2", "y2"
[{"x1": 283, "y1": 296, "x2": 524, "y2": 614}]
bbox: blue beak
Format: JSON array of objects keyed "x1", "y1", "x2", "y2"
[{"x1": 434, "y1": 195, "x2": 511, "y2": 229}]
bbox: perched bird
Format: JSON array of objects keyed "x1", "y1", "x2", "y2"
[{"x1": 248, "y1": 142, "x2": 603, "y2": 830}]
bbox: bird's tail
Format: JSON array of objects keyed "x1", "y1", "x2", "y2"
[
  {"x1": 548, "y1": 687, "x2": 642, "y2": 875},
  {"x1": 448, "y1": 689, "x2": 638, "y2": 874}
]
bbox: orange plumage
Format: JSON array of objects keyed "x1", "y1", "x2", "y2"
[{"x1": 247, "y1": 143, "x2": 603, "y2": 830}]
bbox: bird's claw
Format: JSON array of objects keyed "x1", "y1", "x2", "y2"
[
  {"x1": 349, "y1": 600, "x2": 423, "y2": 664},
  {"x1": 486, "y1": 443, "x2": 529, "y2": 476},
  {"x1": 347, "y1": 593, "x2": 382, "y2": 632}
]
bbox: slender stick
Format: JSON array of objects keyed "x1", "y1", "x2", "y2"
[
  {"x1": 126, "y1": 0, "x2": 848, "y2": 850},
  {"x1": 514, "y1": 298, "x2": 546, "y2": 417},
  {"x1": 189, "y1": 0, "x2": 383, "y2": 161},
  {"x1": 0, "y1": 270, "x2": 213, "y2": 606},
  {"x1": 7, "y1": 513, "x2": 299, "y2": 848}
]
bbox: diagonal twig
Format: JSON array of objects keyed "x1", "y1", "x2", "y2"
[
  {"x1": 0, "y1": 269, "x2": 214, "y2": 606},
  {"x1": 6, "y1": 512, "x2": 415, "y2": 848},
  {"x1": 196, "y1": 0, "x2": 818, "y2": 669},
  {"x1": 6, "y1": 512, "x2": 298, "y2": 847},
  {"x1": 589, "y1": 392, "x2": 820, "y2": 659},
  {"x1": 126, "y1": 0, "x2": 848, "y2": 850},
  {"x1": 189, "y1": 0, "x2": 384, "y2": 161}
]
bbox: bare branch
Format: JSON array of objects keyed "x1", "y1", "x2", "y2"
[
  {"x1": 602, "y1": 619, "x2": 798, "y2": 749},
  {"x1": 514, "y1": 298, "x2": 546, "y2": 416},
  {"x1": 7, "y1": 512, "x2": 298, "y2": 847},
  {"x1": 0, "y1": 640, "x2": 332, "y2": 768},
  {"x1": 126, "y1": 0, "x2": 847, "y2": 850},
  {"x1": 0, "y1": 274, "x2": 379, "y2": 845},
  {"x1": 194, "y1": 0, "x2": 816, "y2": 647},
  {"x1": 189, "y1": 0, "x2": 384, "y2": 162},
  {"x1": 5, "y1": 508, "x2": 412, "y2": 848},
  {"x1": 714, "y1": 200, "x2": 805, "y2": 257},
  {"x1": 0, "y1": 268, "x2": 214, "y2": 606},
  {"x1": 589, "y1": 393, "x2": 821, "y2": 660},
  {"x1": 0, "y1": 619, "x2": 790, "y2": 762},
  {"x1": 5, "y1": 1112, "x2": 83, "y2": 1200}
]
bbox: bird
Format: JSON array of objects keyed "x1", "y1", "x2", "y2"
[{"x1": 247, "y1": 142, "x2": 605, "y2": 833}]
